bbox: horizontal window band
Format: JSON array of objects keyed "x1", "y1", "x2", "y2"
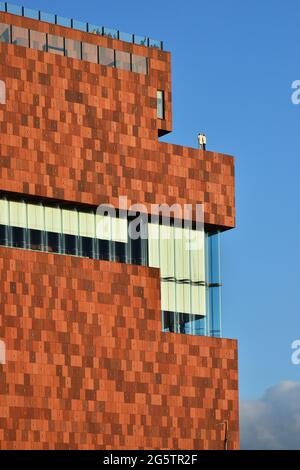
[
  {"x1": 0, "y1": 21, "x2": 148, "y2": 74},
  {"x1": 0, "y1": 224, "x2": 147, "y2": 266},
  {"x1": 0, "y1": 191, "x2": 221, "y2": 233},
  {"x1": 0, "y1": 199, "x2": 129, "y2": 243}
]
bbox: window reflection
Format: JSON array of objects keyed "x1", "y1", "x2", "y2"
[
  {"x1": 81, "y1": 236, "x2": 93, "y2": 258},
  {"x1": 157, "y1": 90, "x2": 164, "y2": 119},
  {"x1": 11, "y1": 227, "x2": 25, "y2": 248},
  {"x1": 115, "y1": 50, "x2": 131, "y2": 71},
  {"x1": 65, "y1": 38, "x2": 81, "y2": 59},
  {"x1": 47, "y1": 34, "x2": 64, "y2": 55},
  {"x1": 99, "y1": 46, "x2": 115, "y2": 67},
  {"x1": 45, "y1": 231, "x2": 60, "y2": 252},
  {"x1": 11, "y1": 25, "x2": 29, "y2": 47},
  {"x1": 29, "y1": 229, "x2": 43, "y2": 251},
  {"x1": 162, "y1": 311, "x2": 207, "y2": 336},
  {"x1": 82, "y1": 42, "x2": 98, "y2": 63},
  {"x1": 30, "y1": 30, "x2": 46, "y2": 51},
  {"x1": 132, "y1": 54, "x2": 147, "y2": 74},
  {"x1": 0, "y1": 22, "x2": 10, "y2": 43}
]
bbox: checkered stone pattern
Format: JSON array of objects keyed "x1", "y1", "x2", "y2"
[
  {"x1": 0, "y1": 12, "x2": 235, "y2": 228},
  {"x1": 0, "y1": 247, "x2": 239, "y2": 450}
]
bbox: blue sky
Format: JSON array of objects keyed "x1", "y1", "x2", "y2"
[{"x1": 14, "y1": 0, "x2": 300, "y2": 403}]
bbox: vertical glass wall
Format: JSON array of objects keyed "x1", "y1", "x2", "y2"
[
  {"x1": 148, "y1": 223, "x2": 222, "y2": 337},
  {"x1": 205, "y1": 231, "x2": 222, "y2": 337},
  {"x1": 148, "y1": 222, "x2": 208, "y2": 335}
]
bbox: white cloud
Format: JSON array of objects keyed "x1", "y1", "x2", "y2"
[{"x1": 240, "y1": 381, "x2": 300, "y2": 449}]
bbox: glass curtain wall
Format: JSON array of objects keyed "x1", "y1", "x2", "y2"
[{"x1": 0, "y1": 196, "x2": 222, "y2": 337}]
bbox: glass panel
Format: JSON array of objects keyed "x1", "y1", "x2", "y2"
[
  {"x1": 163, "y1": 311, "x2": 206, "y2": 336},
  {"x1": 11, "y1": 25, "x2": 29, "y2": 47},
  {"x1": 149, "y1": 38, "x2": 161, "y2": 49},
  {"x1": 190, "y1": 228, "x2": 205, "y2": 282},
  {"x1": 115, "y1": 50, "x2": 131, "y2": 71},
  {"x1": 9, "y1": 201, "x2": 26, "y2": 228},
  {"x1": 44, "y1": 206, "x2": 61, "y2": 233},
  {"x1": 72, "y1": 20, "x2": 87, "y2": 32},
  {"x1": 161, "y1": 281, "x2": 176, "y2": 313},
  {"x1": 141, "y1": 235, "x2": 148, "y2": 266},
  {"x1": 24, "y1": 8, "x2": 39, "y2": 20},
  {"x1": 112, "y1": 217, "x2": 128, "y2": 243},
  {"x1": 0, "y1": 225, "x2": 8, "y2": 245},
  {"x1": 96, "y1": 214, "x2": 111, "y2": 240},
  {"x1": 176, "y1": 282, "x2": 185, "y2": 313},
  {"x1": 183, "y1": 283, "x2": 191, "y2": 314},
  {"x1": 82, "y1": 42, "x2": 98, "y2": 63},
  {"x1": 162, "y1": 311, "x2": 174, "y2": 333},
  {"x1": 0, "y1": 78, "x2": 6, "y2": 104},
  {"x1": 79, "y1": 212, "x2": 95, "y2": 238},
  {"x1": 114, "y1": 242, "x2": 126, "y2": 263},
  {"x1": 98, "y1": 46, "x2": 115, "y2": 67},
  {"x1": 130, "y1": 236, "x2": 141, "y2": 264},
  {"x1": 0, "y1": 199, "x2": 9, "y2": 225},
  {"x1": 148, "y1": 223, "x2": 159, "y2": 268},
  {"x1": 11, "y1": 226, "x2": 25, "y2": 248},
  {"x1": 63, "y1": 233, "x2": 77, "y2": 255},
  {"x1": 0, "y1": 3, "x2": 5, "y2": 12},
  {"x1": 40, "y1": 12, "x2": 56, "y2": 24},
  {"x1": 45, "y1": 231, "x2": 60, "y2": 253},
  {"x1": 27, "y1": 203, "x2": 44, "y2": 230},
  {"x1": 119, "y1": 31, "x2": 133, "y2": 43},
  {"x1": 47, "y1": 34, "x2": 64, "y2": 55},
  {"x1": 159, "y1": 224, "x2": 175, "y2": 278},
  {"x1": 65, "y1": 38, "x2": 81, "y2": 59},
  {"x1": 30, "y1": 30, "x2": 47, "y2": 51},
  {"x1": 56, "y1": 16, "x2": 72, "y2": 28},
  {"x1": 209, "y1": 287, "x2": 222, "y2": 337},
  {"x1": 88, "y1": 24, "x2": 102, "y2": 35},
  {"x1": 103, "y1": 27, "x2": 118, "y2": 39},
  {"x1": 134, "y1": 35, "x2": 148, "y2": 47},
  {"x1": 97, "y1": 239, "x2": 109, "y2": 261},
  {"x1": 177, "y1": 313, "x2": 202, "y2": 335},
  {"x1": 81, "y1": 236, "x2": 93, "y2": 258},
  {"x1": 62, "y1": 208, "x2": 78, "y2": 236},
  {"x1": 6, "y1": 3, "x2": 22, "y2": 15},
  {"x1": 206, "y1": 231, "x2": 222, "y2": 337},
  {"x1": 174, "y1": 226, "x2": 190, "y2": 280},
  {"x1": 128, "y1": 215, "x2": 147, "y2": 264},
  {"x1": 0, "y1": 23, "x2": 10, "y2": 43},
  {"x1": 157, "y1": 90, "x2": 164, "y2": 119},
  {"x1": 191, "y1": 285, "x2": 206, "y2": 316},
  {"x1": 132, "y1": 54, "x2": 147, "y2": 74},
  {"x1": 29, "y1": 229, "x2": 43, "y2": 251},
  {"x1": 208, "y1": 231, "x2": 221, "y2": 284}
]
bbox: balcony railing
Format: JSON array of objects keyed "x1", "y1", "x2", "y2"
[{"x1": 0, "y1": 2, "x2": 164, "y2": 50}]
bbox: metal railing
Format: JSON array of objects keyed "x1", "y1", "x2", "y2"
[{"x1": 0, "y1": 2, "x2": 164, "y2": 50}]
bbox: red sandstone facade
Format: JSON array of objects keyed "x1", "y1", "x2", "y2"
[{"x1": 0, "y1": 9, "x2": 239, "y2": 449}]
